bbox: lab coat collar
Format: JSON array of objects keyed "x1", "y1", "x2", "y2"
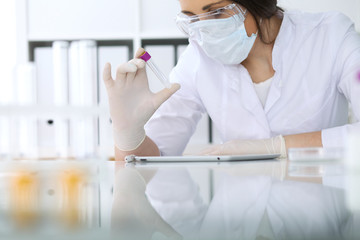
[
  {"x1": 266, "y1": 12, "x2": 293, "y2": 113},
  {"x1": 222, "y1": 14, "x2": 293, "y2": 132},
  {"x1": 264, "y1": 73, "x2": 281, "y2": 113},
  {"x1": 271, "y1": 11, "x2": 292, "y2": 77},
  {"x1": 224, "y1": 64, "x2": 271, "y2": 133}
]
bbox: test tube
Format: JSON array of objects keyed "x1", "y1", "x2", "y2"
[{"x1": 139, "y1": 51, "x2": 172, "y2": 88}]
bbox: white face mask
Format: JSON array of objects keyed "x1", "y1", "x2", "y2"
[{"x1": 189, "y1": 16, "x2": 257, "y2": 65}]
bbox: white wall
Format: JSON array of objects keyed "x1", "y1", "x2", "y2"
[
  {"x1": 5, "y1": 0, "x2": 360, "y2": 157},
  {"x1": 27, "y1": 0, "x2": 138, "y2": 39},
  {"x1": 278, "y1": 0, "x2": 360, "y2": 31},
  {"x1": 17, "y1": 0, "x2": 360, "y2": 62},
  {"x1": 0, "y1": 0, "x2": 17, "y2": 104}
]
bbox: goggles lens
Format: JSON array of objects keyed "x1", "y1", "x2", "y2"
[{"x1": 176, "y1": 3, "x2": 246, "y2": 37}]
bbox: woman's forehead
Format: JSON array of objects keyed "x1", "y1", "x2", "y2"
[{"x1": 179, "y1": 0, "x2": 233, "y2": 13}]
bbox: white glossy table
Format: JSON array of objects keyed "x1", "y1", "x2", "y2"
[{"x1": 0, "y1": 158, "x2": 359, "y2": 240}]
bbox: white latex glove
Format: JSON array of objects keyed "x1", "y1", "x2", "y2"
[
  {"x1": 103, "y1": 48, "x2": 180, "y2": 151},
  {"x1": 201, "y1": 135, "x2": 287, "y2": 158},
  {"x1": 112, "y1": 168, "x2": 183, "y2": 240}
]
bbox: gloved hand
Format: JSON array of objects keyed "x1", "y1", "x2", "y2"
[
  {"x1": 201, "y1": 135, "x2": 287, "y2": 158},
  {"x1": 103, "y1": 48, "x2": 180, "y2": 151}
]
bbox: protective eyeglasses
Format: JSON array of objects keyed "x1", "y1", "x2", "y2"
[{"x1": 175, "y1": 3, "x2": 247, "y2": 37}]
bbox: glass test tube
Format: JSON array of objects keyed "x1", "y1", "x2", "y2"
[{"x1": 140, "y1": 51, "x2": 172, "y2": 88}]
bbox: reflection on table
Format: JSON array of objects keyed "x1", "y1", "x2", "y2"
[
  {"x1": 113, "y1": 159, "x2": 360, "y2": 240},
  {"x1": 0, "y1": 158, "x2": 359, "y2": 240}
]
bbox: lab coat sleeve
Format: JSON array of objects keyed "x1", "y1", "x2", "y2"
[
  {"x1": 321, "y1": 15, "x2": 360, "y2": 148},
  {"x1": 145, "y1": 44, "x2": 206, "y2": 156}
]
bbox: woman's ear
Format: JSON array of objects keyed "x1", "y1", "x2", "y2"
[{"x1": 244, "y1": 11, "x2": 258, "y2": 37}]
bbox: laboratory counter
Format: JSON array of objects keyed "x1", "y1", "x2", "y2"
[{"x1": 0, "y1": 157, "x2": 359, "y2": 240}]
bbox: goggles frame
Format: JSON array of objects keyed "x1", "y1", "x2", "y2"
[{"x1": 176, "y1": 3, "x2": 247, "y2": 36}]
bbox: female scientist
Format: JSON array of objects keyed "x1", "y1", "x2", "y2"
[{"x1": 103, "y1": 0, "x2": 360, "y2": 160}]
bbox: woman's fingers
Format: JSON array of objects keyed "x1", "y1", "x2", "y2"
[
  {"x1": 135, "y1": 47, "x2": 146, "y2": 58},
  {"x1": 116, "y1": 62, "x2": 137, "y2": 81},
  {"x1": 108, "y1": 47, "x2": 147, "y2": 86},
  {"x1": 200, "y1": 145, "x2": 223, "y2": 155},
  {"x1": 103, "y1": 62, "x2": 114, "y2": 88},
  {"x1": 123, "y1": 59, "x2": 146, "y2": 82},
  {"x1": 130, "y1": 58, "x2": 146, "y2": 69},
  {"x1": 152, "y1": 83, "x2": 181, "y2": 109}
]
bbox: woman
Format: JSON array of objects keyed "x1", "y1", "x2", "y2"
[{"x1": 103, "y1": 0, "x2": 360, "y2": 160}]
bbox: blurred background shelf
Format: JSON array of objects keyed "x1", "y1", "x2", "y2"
[
  {"x1": 0, "y1": 0, "x2": 357, "y2": 160},
  {"x1": 0, "y1": 105, "x2": 108, "y2": 117}
]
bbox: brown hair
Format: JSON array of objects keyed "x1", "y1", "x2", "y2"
[{"x1": 232, "y1": 0, "x2": 283, "y2": 44}]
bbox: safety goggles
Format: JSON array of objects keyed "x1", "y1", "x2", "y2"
[{"x1": 176, "y1": 3, "x2": 247, "y2": 37}]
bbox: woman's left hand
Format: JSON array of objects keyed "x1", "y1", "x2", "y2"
[{"x1": 200, "y1": 135, "x2": 287, "y2": 158}]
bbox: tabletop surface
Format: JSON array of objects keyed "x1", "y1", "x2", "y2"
[{"x1": 0, "y1": 157, "x2": 359, "y2": 240}]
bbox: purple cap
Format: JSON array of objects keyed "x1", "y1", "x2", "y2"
[{"x1": 140, "y1": 51, "x2": 151, "y2": 62}]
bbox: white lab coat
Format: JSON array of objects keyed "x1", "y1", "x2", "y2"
[{"x1": 145, "y1": 10, "x2": 360, "y2": 156}]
